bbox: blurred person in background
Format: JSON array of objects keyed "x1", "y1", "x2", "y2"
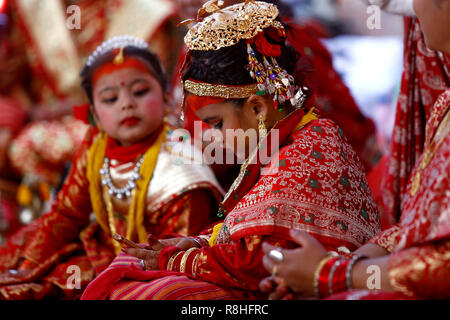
[
  {"x1": 260, "y1": 0, "x2": 449, "y2": 300},
  {"x1": 359, "y1": 0, "x2": 449, "y2": 229},
  {"x1": 0, "y1": 0, "x2": 182, "y2": 236}
]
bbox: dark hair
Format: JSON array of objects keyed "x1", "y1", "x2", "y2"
[
  {"x1": 181, "y1": 22, "x2": 303, "y2": 109},
  {"x1": 80, "y1": 47, "x2": 167, "y2": 104}
]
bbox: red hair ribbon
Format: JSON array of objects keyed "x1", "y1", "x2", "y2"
[
  {"x1": 72, "y1": 103, "x2": 90, "y2": 125},
  {"x1": 248, "y1": 32, "x2": 282, "y2": 58}
]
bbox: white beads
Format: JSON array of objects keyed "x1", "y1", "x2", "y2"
[
  {"x1": 85, "y1": 35, "x2": 149, "y2": 68},
  {"x1": 100, "y1": 156, "x2": 143, "y2": 200}
]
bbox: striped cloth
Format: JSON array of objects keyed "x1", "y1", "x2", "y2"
[{"x1": 82, "y1": 252, "x2": 248, "y2": 300}]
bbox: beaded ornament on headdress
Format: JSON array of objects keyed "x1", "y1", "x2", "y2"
[
  {"x1": 183, "y1": 0, "x2": 309, "y2": 111},
  {"x1": 85, "y1": 35, "x2": 149, "y2": 68}
]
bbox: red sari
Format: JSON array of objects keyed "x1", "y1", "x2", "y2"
[
  {"x1": 331, "y1": 89, "x2": 450, "y2": 300},
  {"x1": 376, "y1": 18, "x2": 450, "y2": 228},
  {"x1": 82, "y1": 109, "x2": 381, "y2": 300},
  {"x1": 0, "y1": 127, "x2": 223, "y2": 299}
]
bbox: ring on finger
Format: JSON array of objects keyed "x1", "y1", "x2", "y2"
[
  {"x1": 140, "y1": 259, "x2": 146, "y2": 269},
  {"x1": 269, "y1": 248, "x2": 284, "y2": 263},
  {"x1": 271, "y1": 264, "x2": 278, "y2": 277}
]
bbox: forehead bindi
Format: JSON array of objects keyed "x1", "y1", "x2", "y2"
[
  {"x1": 95, "y1": 70, "x2": 154, "y2": 96},
  {"x1": 95, "y1": 68, "x2": 151, "y2": 88}
]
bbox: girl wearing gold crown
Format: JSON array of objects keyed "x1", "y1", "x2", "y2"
[
  {"x1": 82, "y1": 1, "x2": 381, "y2": 300},
  {"x1": 0, "y1": 35, "x2": 223, "y2": 299}
]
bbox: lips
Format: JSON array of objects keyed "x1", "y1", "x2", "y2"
[{"x1": 121, "y1": 116, "x2": 140, "y2": 126}]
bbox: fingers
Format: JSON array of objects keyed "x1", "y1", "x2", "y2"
[
  {"x1": 259, "y1": 276, "x2": 276, "y2": 293},
  {"x1": 261, "y1": 242, "x2": 277, "y2": 255},
  {"x1": 146, "y1": 234, "x2": 165, "y2": 251},
  {"x1": 262, "y1": 255, "x2": 276, "y2": 275},
  {"x1": 268, "y1": 285, "x2": 288, "y2": 300},
  {"x1": 122, "y1": 247, "x2": 157, "y2": 260}
]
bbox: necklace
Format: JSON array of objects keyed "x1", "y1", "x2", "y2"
[
  {"x1": 218, "y1": 109, "x2": 318, "y2": 217},
  {"x1": 100, "y1": 156, "x2": 143, "y2": 200}
]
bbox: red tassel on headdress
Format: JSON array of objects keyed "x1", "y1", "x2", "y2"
[{"x1": 248, "y1": 32, "x2": 282, "y2": 57}]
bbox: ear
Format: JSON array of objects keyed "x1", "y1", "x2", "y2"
[
  {"x1": 242, "y1": 95, "x2": 272, "y2": 120},
  {"x1": 163, "y1": 91, "x2": 173, "y2": 107},
  {"x1": 90, "y1": 105, "x2": 101, "y2": 126}
]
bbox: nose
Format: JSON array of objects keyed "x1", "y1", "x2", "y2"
[{"x1": 121, "y1": 92, "x2": 136, "y2": 111}]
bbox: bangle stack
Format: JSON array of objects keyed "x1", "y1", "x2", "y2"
[
  {"x1": 191, "y1": 236, "x2": 209, "y2": 248},
  {"x1": 314, "y1": 253, "x2": 366, "y2": 299},
  {"x1": 167, "y1": 251, "x2": 183, "y2": 271},
  {"x1": 167, "y1": 248, "x2": 200, "y2": 275}
]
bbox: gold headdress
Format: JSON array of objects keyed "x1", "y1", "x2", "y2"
[
  {"x1": 182, "y1": 0, "x2": 308, "y2": 118},
  {"x1": 184, "y1": 0, "x2": 280, "y2": 51}
]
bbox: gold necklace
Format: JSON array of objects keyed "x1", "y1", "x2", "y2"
[
  {"x1": 220, "y1": 109, "x2": 319, "y2": 209},
  {"x1": 411, "y1": 108, "x2": 450, "y2": 196},
  {"x1": 103, "y1": 185, "x2": 138, "y2": 254}
]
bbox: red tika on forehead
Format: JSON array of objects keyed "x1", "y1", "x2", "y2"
[{"x1": 92, "y1": 57, "x2": 150, "y2": 86}]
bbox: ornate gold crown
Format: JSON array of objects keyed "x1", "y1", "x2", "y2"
[{"x1": 184, "y1": 0, "x2": 280, "y2": 51}]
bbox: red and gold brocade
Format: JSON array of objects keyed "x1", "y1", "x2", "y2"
[
  {"x1": 0, "y1": 128, "x2": 223, "y2": 299},
  {"x1": 377, "y1": 18, "x2": 450, "y2": 228},
  {"x1": 82, "y1": 109, "x2": 381, "y2": 300},
  {"x1": 336, "y1": 89, "x2": 450, "y2": 300}
]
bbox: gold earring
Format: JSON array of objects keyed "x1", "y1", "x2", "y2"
[{"x1": 258, "y1": 114, "x2": 267, "y2": 140}]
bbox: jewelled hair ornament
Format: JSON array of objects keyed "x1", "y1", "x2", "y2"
[
  {"x1": 184, "y1": 0, "x2": 309, "y2": 111},
  {"x1": 85, "y1": 35, "x2": 149, "y2": 68}
]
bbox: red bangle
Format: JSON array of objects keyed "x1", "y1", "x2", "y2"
[
  {"x1": 317, "y1": 257, "x2": 340, "y2": 298},
  {"x1": 331, "y1": 258, "x2": 350, "y2": 294},
  {"x1": 184, "y1": 249, "x2": 200, "y2": 275},
  {"x1": 158, "y1": 246, "x2": 182, "y2": 270},
  {"x1": 170, "y1": 251, "x2": 185, "y2": 272}
]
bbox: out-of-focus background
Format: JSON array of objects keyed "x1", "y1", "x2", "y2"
[
  {"x1": 290, "y1": 0, "x2": 404, "y2": 150},
  {"x1": 0, "y1": 0, "x2": 405, "y2": 244}
]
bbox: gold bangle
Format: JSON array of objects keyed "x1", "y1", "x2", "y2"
[
  {"x1": 313, "y1": 253, "x2": 338, "y2": 298},
  {"x1": 192, "y1": 252, "x2": 200, "y2": 276},
  {"x1": 167, "y1": 251, "x2": 184, "y2": 271},
  {"x1": 198, "y1": 235, "x2": 211, "y2": 245},
  {"x1": 180, "y1": 248, "x2": 199, "y2": 273}
]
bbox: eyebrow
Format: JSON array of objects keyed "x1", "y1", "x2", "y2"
[
  {"x1": 202, "y1": 116, "x2": 220, "y2": 123},
  {"x1": 98, "y1": 78, "x2": 149, "y2": 94}
]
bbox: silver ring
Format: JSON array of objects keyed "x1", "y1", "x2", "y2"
[
  {"x1": 140, "y1": 259, "x2": 145, "y2": 269},
  {"x1": 268, "y1": 248, "x2": 284, "y2": 263}
]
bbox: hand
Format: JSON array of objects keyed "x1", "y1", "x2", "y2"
[
  {"x1": 175, "y1": 238, "x2": 201, "y2": 250},
  {"x1": 121, "y1": 234, "x2": 166, "y2": 270},
  {"x1": 261, "y1": 230, "x2": 328, "y2": 297},
  {"x1": 152, "y1": 237, "x2": 200, "y2": 250},
  {"x1": 259, "y1": 276, "x2": 297, "y2": 300}
]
